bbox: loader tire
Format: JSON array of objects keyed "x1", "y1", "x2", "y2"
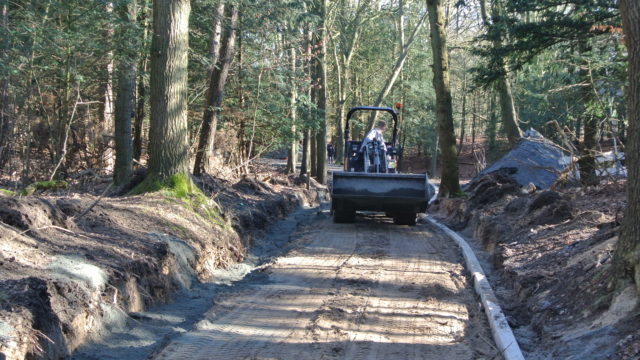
[
  {"x1": 393, "y1": 212, "x2": 416, "y2": 226},
  {"x1": 334, "y1": 208, "x2": 356, "y2": 223}
]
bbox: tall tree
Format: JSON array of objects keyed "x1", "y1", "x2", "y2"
[
  {"x1": 479, "y1": 0, "x2": 521, "y2": 147},
  {"x1": 133, "y1": 0, "x2": 151, "y2": 162},
  {"x1": 426, "y1": 0, "x2": 460, "y2": 197},
  {"x1": 113, "y1": 0, "x2": 139, "y2": 185},
  {"x1": 314, "y1": 0, "x2": 328, "y2": 184},
  {"x1": 576, "y1": 42, "x2": 599, "y2": 186},
  {"x1": 100, "y1": 2, "x2": 116, "y2": 170},
  {"x1": 193, "y1": 4, "x2": 238, "y2": 176},
  {"x1": 300, "y1": 25, "x2": 313, "y2": 176},
  {"x1": 614, "y1": 0, "x2": 640, "y2": 296},
  {"x1": 365, "y1": 9, "x2": 428, "y2": 131},
  {"x1": 330, "y1": 0, "x2": 374, "y2": 161},
  {"x1": 285, "y1": 24, "x2": 298, "y2": 174},
  {"x1": 144, "y1": 0, "x2": 191, "y2": 183},
  {"x1": 0, "y1": 0, "x2": 11, "y2": 169}
]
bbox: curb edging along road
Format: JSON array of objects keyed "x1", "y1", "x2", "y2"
[{"x1": 424, "y1": 216, "x2": 526, "y2": 360}]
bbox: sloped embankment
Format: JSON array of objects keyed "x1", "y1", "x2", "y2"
[
  {"x1": 431, "y1": 173, "x2": 638, "y2": 359},
  {"x1": 0, "y1": 174, "x2": 326, "y2": 360}
]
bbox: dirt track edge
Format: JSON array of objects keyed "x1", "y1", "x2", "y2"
[{"x1": 424, "y1": 215, "x2": 526, "y2": 360}]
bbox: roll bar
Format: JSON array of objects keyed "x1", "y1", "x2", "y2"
[{"x1": 344, "y1": 106, "x2": 399, "y2": 147}]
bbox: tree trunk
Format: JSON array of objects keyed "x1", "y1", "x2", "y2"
[
  {"x1": 480, "y1": 0, "x2": 522, "y2": 147},
  {"x1": 366, "y1": 11, "x2": 428, "y2": 131},
  {"x1": 314, "y1": 0, "x2": 328, "y2": 184},
  {"x1": 101, "y1": 2, "x2": 115, "y2": 171},
  {"x1": 114, "y1": 0, "x2": 138, "y2": 186},
  {"x1": 578, "y1": 47, "x2": 599, "y2": 186},
  {"x1": 471, "y1": 90, "x2": 477, "y2": 148},
  {"x1": 193, "y1": 4, "x2": 238, "y2": 176},
  {"x1": 236, "y1": 22, "x2": 249, "y2": 173},
  {"x1": 310, "y1": 131, "x2": 317, "y2": 177},
  {"x1": 431, "y1": 133, "x2": 438, "y2": 177},
  {"x1": 286, "y1": 33, "x2": 298, "y2": 174},
  {"x1": 331, "y1": 0, "x2": 371, "y2": 162},
  {"x1": 457, "y1": 68, "x2": 467, "y2": 155},
  {"x1": 613, "y1": 0, "x2": 640, "y2": 296},
  {"x1": 133, "y1": 0, "x2": 150, "y2": 162},
  {"x1": 206, "y1": 2, "x2": 225, "y2": 79},
  {"x1": 427, "y1": 0, "x2": 460, "y2": 197},
  {"x1": 301, "y1": 129, "x2": 311, "y2": 175},
  {"x1": 487, "y1": 89, "x2": 498, "y2": 153},
  {"x1": 133, "y1": 54, "x2": 147, "y2": 161},
  {"x1": 496, "y1": 67, "x2": 521, "y2": 146},
  {"x1": 145, "y1": 0, "x2": 191, "y2": 181},
  {"x1": 0, "y1": 0, "x2": 11, "y2": 169}
]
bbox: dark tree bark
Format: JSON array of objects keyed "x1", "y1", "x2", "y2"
[
  {"x1": 471, "y1": 90, "x2": 477, "y2": 148},
  {"x1": 614, "y1": 0, "x2": 640, "y2": 296},
  {"x1": 193, "y1": 4, "x2": 238, "y2": 176},
  {"x1": 487, "y1": 88, "x2": 498, "y2": 153},
  {"x1": 578, "y1": 43, "x2": 599, "y2": 186},
  {"x1": 133, "y1": 0, "x2": 150, "y2": 162},
  {"x1": 0, "y1": 0, "x2": 11, "y2": 169},
  {"x1": 145, "y1": 0, "x2": 191, "y2": 181},
  {"x1": 480, "y1": 0, "x2": 522, "y2": 147},
  {"x1": 113, "y1": 0, "x2": 138, "y2": 186},
  {"x1": 314, "y1": 0, "x2": 328, "y2": 185},
  {"x1": 427, "y1": 0, "x2": 460, "y2": 197},
  {"x1": 310, "y1": 130, "x2": 317, "y2": 177},
  {"x1": 133, "y1": 55, "x2": 147, "y2": 161},
  {"x1": 235, "y1": 20, "x2": 249, "y2": 173},
  {"x1": 457, "y1": 67, "x2": 467, "y2": 156}
]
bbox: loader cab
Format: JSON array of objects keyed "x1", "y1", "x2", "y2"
[
  {"x1": 345, "y1": 140, "x2": 398, "y2": 173},
  {"x1": 343, "y1": 106, "x2": 400, "y2": 174}
]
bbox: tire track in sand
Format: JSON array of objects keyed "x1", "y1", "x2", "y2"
[{"x1": 152, "y1": 214, "x2": 500, "y2": 360}]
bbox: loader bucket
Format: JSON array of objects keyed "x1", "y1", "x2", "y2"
[{"x1": 331, "y1": 171, "x2": 434, "y2": 214}]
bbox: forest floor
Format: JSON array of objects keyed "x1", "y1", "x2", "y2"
[
  {"x1": 430, "y1": 174, "x2": 639, "y2": 359},
  {"x1": 0, "y1": 163, "x2": 326, "y2": 360}
]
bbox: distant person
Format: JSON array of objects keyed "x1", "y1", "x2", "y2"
[{"x1": 327, "y1": 143, "x2": 335, "y2": 164}]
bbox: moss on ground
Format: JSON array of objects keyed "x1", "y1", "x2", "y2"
[
  {"x1": 21, "y1": 180, "x2": 68, "y2": 195},
  {"x1": 0, "y1": 188, "x2": 17, "y2": 196},
  {"x1": 130, "y1": 173, "x2": 227, "y2": 227}
]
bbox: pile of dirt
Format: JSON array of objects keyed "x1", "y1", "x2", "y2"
[
  {"x1": 0, "y1": 172, "x2": 326, "y2": 360},
  {"x1": 430, "y1": 177, "x2": 638, "y2": 359}
]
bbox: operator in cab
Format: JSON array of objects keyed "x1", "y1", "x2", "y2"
[{"x1": 360, "y1": 120, "x2": 387, "y2": 152}]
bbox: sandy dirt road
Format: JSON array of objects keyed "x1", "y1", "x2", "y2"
[{"x1": 151, "y1": 213, "x2": 499, "y2": 360}]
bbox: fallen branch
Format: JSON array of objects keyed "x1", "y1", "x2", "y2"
[
  {"x1": 6, "y1": 224, "x2": 76, "y2": 243},
  {"x1": 72, "y1": 183, "x2": 113, "y2": 221}
]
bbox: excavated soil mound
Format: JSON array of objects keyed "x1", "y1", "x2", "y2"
[
  {"x1": 0, "y1": 173, "x2": 326, "y2": 360},
  {"x1": 431, "y1": 179, "x2": 637, "y2": 359}
]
